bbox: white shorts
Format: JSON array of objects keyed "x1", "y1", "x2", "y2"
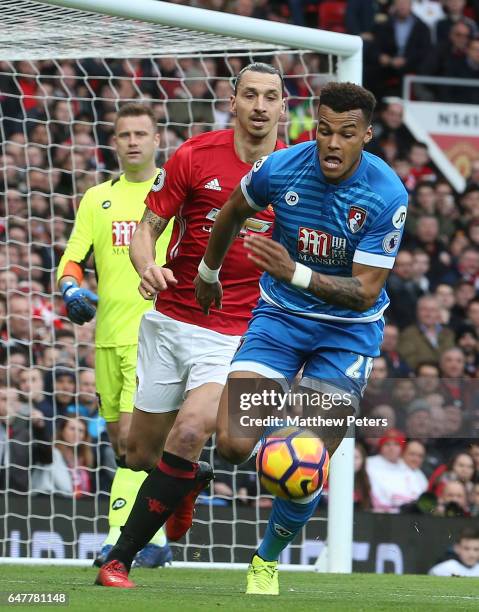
[{"x1": 135, "y1": 310, "x2": 241, "y2": 413}]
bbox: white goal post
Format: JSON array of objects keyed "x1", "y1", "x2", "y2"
[{"x1": 1, "y1": 0, "x2": 362, "y2": 572}]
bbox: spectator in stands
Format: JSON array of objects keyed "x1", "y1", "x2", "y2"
[
  {"x1": 467, "y1": 219, "x2": 479, "y2": 249},
  {"x1": 361, "y1": 403, "x2": 397, "y2": 455},
  {"x1": 49, "y1": 416, "x2": 94, "y2": 498},
  {"x1": 411, "y1": 249, "x2": 431, "y2": 294},
  {"x1": 459, "y1": 184, "x2": 479, "y2": 227},
  {"x1": 391, "y1": 377, "x2": 417, "y2": 411},
  {"x1": 434, "y1": 283, "x2": 455, "y2": 326},
  {"x1": 434, "y1": 480, "x2": 470, "y2": 516},
  {"x1": 436, "y1": 183, "x2": 459, "y2": 241},
  {"x1": 367, "y1": 0, "x2": 431, "y2": 98},
  {"x1": 415, "y1": 361, "x2": 441, "y2": 397},
  {"x1": 366, "y1": 98, "x2": 414, "y2": 161},
  {"x1": 6, "y1": 346, "x2": 30, "y2": 387},
  {"x1": 407, "y1": 143, "x2": 437, "y2": 188},
  {"x1": 449, "y1": 36, "x2": 479, "y2": 104},
  {"x1": 404, "y1": 398, "x2": 432, "y2": 439},
  {"x1": 345, "y1": 0, "x2": 378, "y2": 40},
  {"x1": 442, "y1": 404, "x2": 467, "y2": 444},
  {"x1": 381, "y1": 323, "x2": 411, "y2": 377},
  {"x1": 456, "y1": 326, "x2": 479, "y2": 376},
  {"x1": 404, "y1": 216, "x2": 449, "y2": 287},
  {"x1": 470, "y1": 483, "x2": 479, "y2": 517},
  {"x1": 54, "y1": 328, "x2": 77, "y2": 366},
  {"x1": 18, "y1": 367, "x2": 54, "y2": 434},
  {"x1": 398, "y1": 295, "x2": 455, "y2": 369},
  {"x1": 354, "y1": 441, "x2": 372, "y2": 510},
  {"x1": 51, "y1": 368, "x2": 76, "y2": 418},
  {"x1": 420, "y1": 19, "x2": 473, "y2": 98},
  {"x1": 386, "y1": 250, "x2": 424, "y2": 329},
  {"x1": 436, "y1": 0, "x2": 477, "y2": 41},
  {"x1": 429, "y1": 451, "x2": 475, "y2": 502},
  {"x1": 412, "y1": 180, "x2": 437, "y2": 218},
  {"x1": 441, "y1": 247, "x2": 479, "y2": 290},
  {"x1": 213, "y1": 79, "x2": 233, "y2": 130},
  {"x1": 429, "y1": 528, "x2": 479, "y2": 576},
  {"x1": 4, "y1": 293, "x2": 32, "y2": 349},
  {"x1": 74, "y1": 369, "x2": 107, "y2": 443},
  {"x1": 167, "y1": 67, "x2": 215, "y2": 135},
  {"x1": 451, "y1": 280, "x2": 476, "y2": 329},
  {"x1": 362, "y1": 356, "x2": 391, "y2": 412},
  {"x1": 468, "y1": 159, "x2": 479, "y2": 186},
  {"x1": 0, "y1": 386, "x2": 52, "y2": 494},
  {"x1": 469, "y1": 441, "x2": 479, "y2": 474},
  {"x1": 366, "y1": 428, "x2": 422, "y2": 513},
  {"x1": 400, "y1": 439, "x2": 429, "y2": 501},
  {"x1": 439, "y1": 347, "x2": 470, "y2": 410}
]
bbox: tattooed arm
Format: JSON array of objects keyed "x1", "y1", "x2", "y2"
[
  {"x1": 129, "y1": 207, "x2": 177, "y2": 300},
  {"x1": 244, "y1": 235, "x2": 390, "y2": 312},
  {"x1": 308, "y1": 264, "x2": 390, "y2": 312}
]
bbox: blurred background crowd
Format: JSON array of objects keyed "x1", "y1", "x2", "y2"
[{"x1": 1, "y1": 0, "x2": 479, "y2": 526}]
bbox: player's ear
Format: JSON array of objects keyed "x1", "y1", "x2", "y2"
[
  {"x1": 154, "y1": 132, "x2": 160, "y2": 147},
  {"x1": 280, "y1": 97, "x2": 286, "y2": 118},
  {"x1": 230, "y1": 95, "x2": 237, "y2": 116},
  {"x1": 363, "y1": 125, "x2": 373, "y2": 145}
]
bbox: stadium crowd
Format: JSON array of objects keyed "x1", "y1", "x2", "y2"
[{"x1": 0, "y1": 0, "x2": 479, "y2": 526}]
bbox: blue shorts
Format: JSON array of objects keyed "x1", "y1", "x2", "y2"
[{"x1": 230, "y1": 300, "x2": 384, "y2": 401}]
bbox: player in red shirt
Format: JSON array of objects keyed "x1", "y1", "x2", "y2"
[{"x1": 96, "y1": 63, "x2": 286, "y2": 588}]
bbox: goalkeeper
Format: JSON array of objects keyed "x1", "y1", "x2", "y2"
[{"x1": 57, "y1": 103, "x2": 172, "y2": 568}]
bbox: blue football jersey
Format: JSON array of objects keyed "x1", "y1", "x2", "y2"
[{"x1": 240, "y1": 141, "x2": 409, "y2": 322}]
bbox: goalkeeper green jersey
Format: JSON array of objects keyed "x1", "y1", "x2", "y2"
[{"x1": 57, "y1": 171, "x2": 173, "y2": 347}]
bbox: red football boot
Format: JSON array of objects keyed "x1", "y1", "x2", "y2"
[
  {"x1": 95, "y1": 560, "x2": 136, "y2": 588},
  {"x1": 166, "y1": 461, "x2": 214, "y2": 542}
]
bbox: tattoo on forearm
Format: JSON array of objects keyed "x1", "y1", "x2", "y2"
[
  {"x1": 309, "y1": 273, "x2": 367, "y2": 311},
  {"x1": 141, "y1": 209, "x2": 168, "y2": 236}
]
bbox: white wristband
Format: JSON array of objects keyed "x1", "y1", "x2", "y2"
[
  {"x1": 198, "y1": 258, "x2": 221, "y2": 284},
  {"x1": 291, "y1": 262, "x2": 312, "y2": 289}
]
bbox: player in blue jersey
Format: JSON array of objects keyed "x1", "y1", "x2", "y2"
[{"x1": 195, "y1": 82, "x2": 409, "y2": 595}]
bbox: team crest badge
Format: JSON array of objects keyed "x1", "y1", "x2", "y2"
[{"x1": 347, "y1": 206, "x2": 367, "y2": 233}]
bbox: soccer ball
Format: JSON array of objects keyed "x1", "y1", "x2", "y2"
[{"x1": 256, "y1": 427, "x2": 330, "y2": 499}]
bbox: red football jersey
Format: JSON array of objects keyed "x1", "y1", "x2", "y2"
[{"x1": 145, "y1": 129, "x2": 285, "y2": 335}]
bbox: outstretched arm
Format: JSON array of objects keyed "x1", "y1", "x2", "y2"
[
  {"x1": 195, "y1": 185, "x2": 255, "y2": 314},
  {"x1": 130, "y1": 207, "x2": 177, "y2": 300},
  {"x1": 244, "y1": 235, "x2": 389, "y2": 312}
]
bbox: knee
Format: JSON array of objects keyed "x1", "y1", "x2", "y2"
[
  {"x1": 169, "y1": 419, "x2": 206, "y2": 456},
  {"x1": 216, "y1": 432, "x2": 250, "y2": 465}
]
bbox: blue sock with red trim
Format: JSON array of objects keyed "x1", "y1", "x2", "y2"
[{"x1": 105, "y1": 451, "x2": 198, "y2": 569}]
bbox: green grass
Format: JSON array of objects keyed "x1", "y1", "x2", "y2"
[{"x1": 0, "y1": 566, "x2": 478, "y2": 611}]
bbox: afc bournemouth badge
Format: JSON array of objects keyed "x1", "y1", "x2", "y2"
[{"x1": 347, "y1": 206, "x2": 367, "y2": 233}]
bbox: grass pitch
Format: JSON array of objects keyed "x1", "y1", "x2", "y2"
[{"x1": 0, "y1": 565, "x2": 478, "y2": 611}]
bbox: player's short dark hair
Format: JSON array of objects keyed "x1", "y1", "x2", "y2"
[
  {"x1": 114, "y1": 103, "x2": 157, "y2": 131},
  {"x1": 318, "y1": 82, "x2": 376, "y2": 124},
  {"x1": 233, "y1": 62, "x2": 284, "y2": 95}
]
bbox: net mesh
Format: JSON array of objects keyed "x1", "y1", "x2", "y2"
[
  {"x1": 1, "y1": 1, "x2": 337, "y2": 563},
  {"x1": 1, "y1": 0, "x2": 287, "y2": 60}
]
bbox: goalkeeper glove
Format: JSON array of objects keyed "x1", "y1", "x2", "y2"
[{"x1": 61, "y1": 281, "x2": 98, "y2": 325}]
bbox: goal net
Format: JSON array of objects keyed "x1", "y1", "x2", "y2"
[{"x1": 0, "y1": 0, "x2": 361, "y2": 567}]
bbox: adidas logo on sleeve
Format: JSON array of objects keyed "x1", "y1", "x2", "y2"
[{"x1": 204, "y1": 178, "x2": 221, "y2": 191}]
